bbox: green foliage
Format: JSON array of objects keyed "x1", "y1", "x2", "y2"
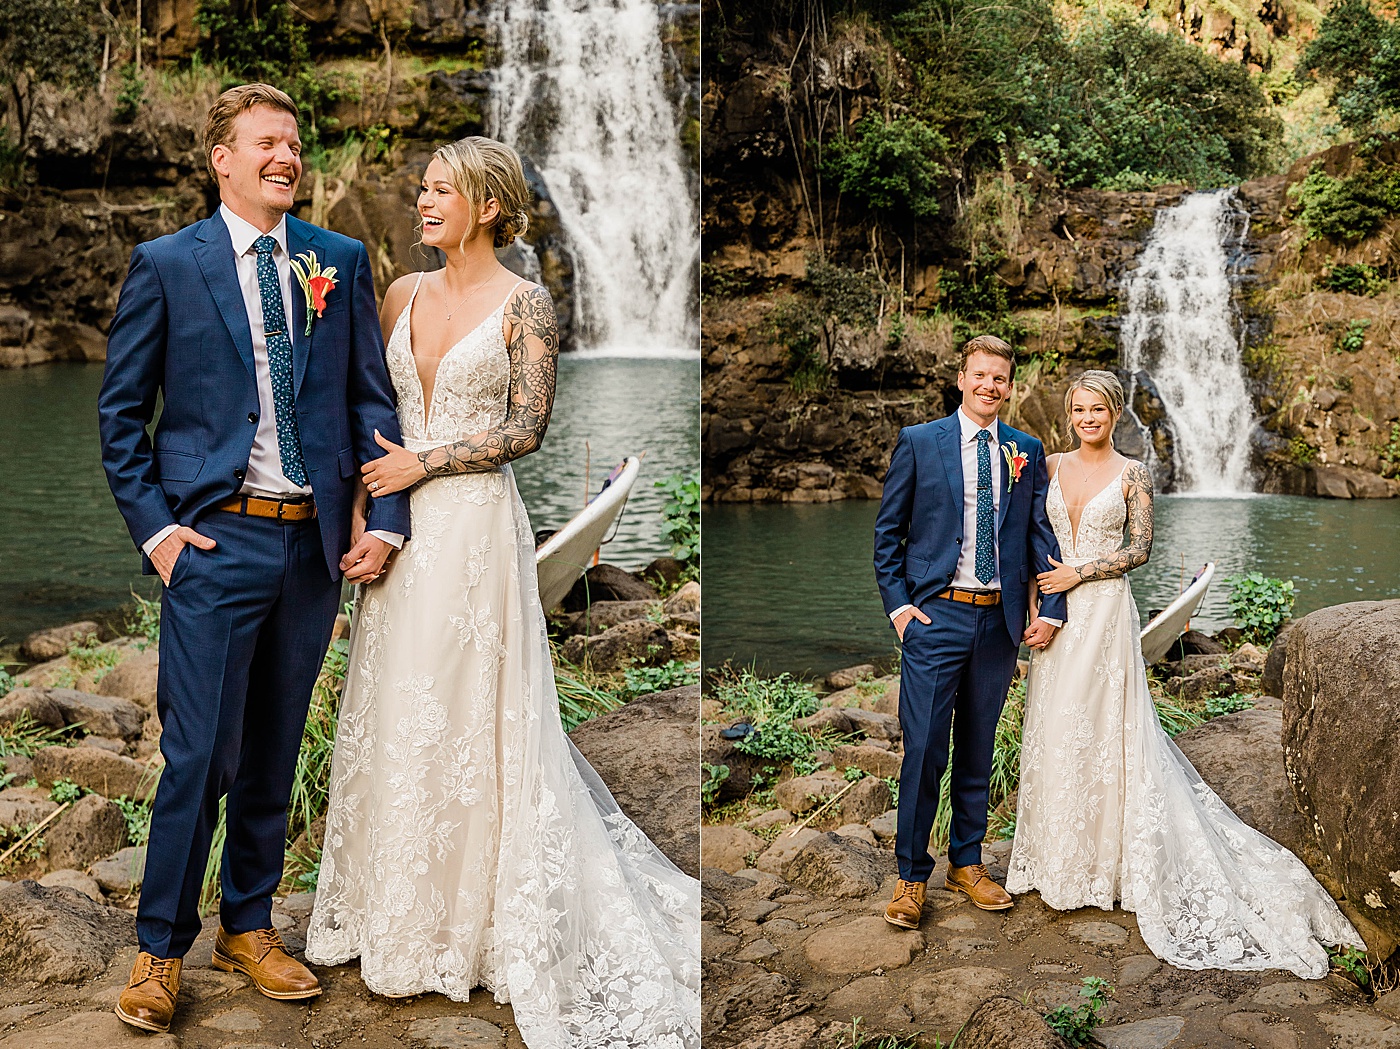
[
  {"x1": 806, "y1": 256, "x2": 883, "y2": 328},
  {"x1": 1381, "y1": 423, "x2": 1400, "y2": 477},
  {"x1": 49, "y1": 778, "x2": 82, "y2": 805},
  {"x1": 0, "y1": 0, "x2": 99, "y2": 146},
  {"x1": 655, "y1": 471, "x2": 700, "y2": 570},
  {"x1": 702, "y1": 763, "x2": 730, "y2": 807},
  {"x1": 0, "y1": 666, "x2": 13, "y2": 702},
  {"x1": 1044, "y1": 977, "x2": 1114, "y2": 1046},
  {"x1": 114, "y1": 63, "x2": 146, "y2": 124},
  {"x1": 843, "y1": 764, "x2": 867, "y2": 782},
  {"x1": 883, "y1": 775, "x2": 899, "y2": 807},
  {"x1": 767, "y1": 295, "x2": 829, "y2": 392},
  {"x1": 1225, "y1": 572, "x2": 1297, "y2": 644},
  {"x1": 68, "y1": 634, "x2": 120, "y2": 683},
  {"x1": 1337, "y1": 319, "x2": 1371, "y2": 352},
  {"x1": 0, "y1": 712, "x2": 74, "y2": 758},
  {"x1": 1289, "y1": 166, "x2": 1400, "y2": 243},
  {"x1": 711, "y1": 669, "x2": 819, "y2": 725},
  {"x1": 1329, "y1": 944, "x2": 1372, "y2": 987},
  {"x1": 1204, "y1": 692, "x2": 1255, "y2": 719},
  {"x1": 700, "y1": 261, "x2": 753, "y2": 302},
  {"x1": 821, "y1": 113, "x2": 949, "y2": 219},
  {"x1": 988, "y1": 808, "x2": 1017, "y2": 840},
  {"x1": 622, "y1": 659, "x2": 700, "y2": 697},
  {"x1": 113, "y1": 794, "x2": 153, "y2": 846},
  {"x1": 833, "y1": 1018, "x2": 927, "y2": 1049},
  {"x1": 127, "y1": 591, "x2": 161, "y2": 652},
  {"x1": 1289, "y1": 434, "x2": 1317, "y2": 465},
  {"x1": 1323, "y1": 262, "x2": 1386, "y2": 295},
  {"x1": 1299, "y1": 0, "x2": 1400, "y2": 130},
  {"x1": 1155, "y1": 693, "x2": 1204, "y2": 737},
  {"x1": 553, "y1": 666, "x2": 626, "y2": 732}
]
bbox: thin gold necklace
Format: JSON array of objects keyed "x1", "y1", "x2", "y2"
[{"x1": 442, "y1": 271, "x2": 496, "y2": 321}]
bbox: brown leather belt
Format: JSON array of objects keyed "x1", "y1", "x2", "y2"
[
  {"x1": 217, "y1": 494, "x2": 317, "y2": 522},
  {"x1": 936, "y1": 587, "x2": 1002, "y2": 607}
]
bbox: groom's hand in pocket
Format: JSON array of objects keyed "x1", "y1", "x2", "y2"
[
  {"x1": 893, "y1": 606, "x2": 931, "y2": 642},
  {"x1": 152, "y1": 526, "x2": 216, "y2": 586},
  {"x1": 1023, "y1": 617, "x2": 1059, "y2": 650}
]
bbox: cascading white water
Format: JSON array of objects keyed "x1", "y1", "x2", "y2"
[
  {"x1": 1122, "y1": 190, "x2": 1255, "y2": 494},
  {"x1": 491, "y1": 0, "x2": 697, "y2": 354}
]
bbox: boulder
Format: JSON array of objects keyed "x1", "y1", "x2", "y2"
[
  {"x1": 792, "y1": 707, "x2": 854, "y2": 735},
  {"x1": 957, "y1": 996, "x2": 1074, "y2": 1049},
  {"x1": 701, "y1": 724, "x2": 771, "y2": 802},
  {"x1": 755, "y1": 827, "x2": 820, "y2": 875},
  {"x1": 32, "y1": 746, "x2": 153, "y2": 800},
  {"x1": 844, "y1": 708, "x2": 901, "y2": 742},
  {"x1": 802, "y1": 916, "x2": 923, "y2": 974},
  {"x1": 89, "y1": 846, "x2": 147, "y2": 895},
  {"x1": 0, "y1": 880, "x2": 136, "y2": 982},
  {"x1": 0, "y1": 753, "x2": 32, "y2": 783},
  {"x1": 1282, "y1": 600, "x2": 1400, "y2": 952},
  {"x1": 641, "y1": 556, "x2": 688, "y2": 589},
  {"x1": 837, "y1": 776, "x2": 893, "y2": 824},
  {"x1": 568, "y1": 685, "x2": 699, "y2": 877},
  {"x1": 1313, "y1": 463, "x2": 1393, "y2": 499},
  {"x1": 702, "y1": 825, "x2": 764, "y2": 873},
  {"x1": 95, "y1": 648, "x2": 159, "y2": 710},
  {"x1": 1179, "y1": 630, "x2": 1227, "y2": 656},
  {"x1": 46, "y1": 794, "x2": 128, "y2": 872},
  {"x1": 0, "y1": 786, "x2": 60, "y2": 826},
  {"x1": 20, "y1": 621, "x2": 100, "y2": 663},
  {"x1": 38, "y1": 868, "x2": 103, "y2": 901},
  {"x1": 824, "y1": 664, "x2": 876, "y2": 690},
  {"x1": 1177, "y1": 666, "x2": 1237, "y2": 703},
  {"x1": 561, "y1": 564, "x2": 660, "y2": 611},
  {"x1": 785, "y1": 832, "x2": 890, "y2": 897},
  {"x1": 560, "y1": 619, "x2": 672, "y2": 672},
  {"x1": 663, "y1": 580, "x2": 701, "y2": 615},
  {"x1": 1262, "y1": 621, "x2": 1298, "y2": 699},
  {"x1": 553, "y1": 599, "x2": 657, "y2": 638},
  {"x1": 0, "y1": 687, "x2": 147, "y2": 740},
  {"x1": 833, "y1": 744, "x2": 902, "y2": 780},
  {"x1": 773, "y1": 774, "x2": 846, "y2": 814}
]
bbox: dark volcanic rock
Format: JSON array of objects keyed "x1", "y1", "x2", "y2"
[
  {"x1": 0, "y1": 687, "x2": 147, "y2": 741},
  {"x1": 958, "y1": 997, "x2": 1073, "y2": 1049},
  {"x1": 0, "y1": 880, "x2": 135, "y2": 983}
]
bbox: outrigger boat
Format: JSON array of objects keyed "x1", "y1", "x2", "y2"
[
  {"x1": 534, "y1": 456, "x2": 642, "y2": 611},
  {"x1": 1139, "y1": 561, "x2": 1216, "y2": 664}
]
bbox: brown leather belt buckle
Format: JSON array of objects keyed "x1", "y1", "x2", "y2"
[
  {"x1": 937, "y1": 588, "x2": 1002, "y2": 607},
  {"x1": 218, "y1": 495, "x2": 317, "y2": 522}
]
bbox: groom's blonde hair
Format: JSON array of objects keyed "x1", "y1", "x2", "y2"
[
  {"x1": 203, "y1": 83, "x2": 299, "y2": 183},
  {"x1": 1065, "y1": 370, "x2": 1126, "y2": 422},
  {"x1": 429, "y1": 136, "x2": 532, "y2": 249}
]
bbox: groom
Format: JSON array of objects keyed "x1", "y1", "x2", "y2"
[
  {"x1": 873, "y1": 335, "x2": 1065, "y2": 928},
  {"x1": 99, "y1": 84, "x2": 411, "y2": 1032}
]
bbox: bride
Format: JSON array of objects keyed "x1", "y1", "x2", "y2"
[
  {"x1": 304, "y1": 136, "x2": 700, "y2": 1048},
  {"x1": 1007, "y1": 370, "x2": 1361, "y2": 978}
]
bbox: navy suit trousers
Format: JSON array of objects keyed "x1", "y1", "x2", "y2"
[
  {"x1": 895, "y1": 596, "x2": 1020, "y2": 881},
  {"x1": 138, "y1": 511, "x2": 341, "y2": 957}
]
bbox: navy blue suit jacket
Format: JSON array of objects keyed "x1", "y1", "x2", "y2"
[
  {"x1": 873, "y1": 414, "x2": 1067, "y2": 642},
  {"x1": 98, "y1": 210, "x2": 411, "y2": 580}
]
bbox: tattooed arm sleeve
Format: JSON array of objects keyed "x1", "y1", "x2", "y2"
[
  {"x1": 1071, "y1": 461, "x2": 1155, "y2": 583},
  {"x1": 416, "y1": 286, "x2": 559, "y2": 476}
]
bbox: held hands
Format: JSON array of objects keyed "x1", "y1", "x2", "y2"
[
  {"x1": 361, "y1": 430, "x2": 426, "y2": 497},
  {"x1": 340, "y1": 532, "x2": 392, "y2": 584},
  {"x1": 892, "y1": 605, "x2": 931, "y2": 642},
  {"x1": 152, "y1": 526, "x2": 216, "y2": 586},
  {"x1": 1023, "y1": 617, "x2": 1059, "y2": 650},
  {"x1": 1036, "y1": 556, "x2": 1080, "y2": 595}
]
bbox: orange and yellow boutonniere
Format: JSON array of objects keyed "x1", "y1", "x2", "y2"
[
  {"x1": 1003, "y1": 441, "x2": 1030, "y2": 492},
  {"x1": 288, "y1": 251, "x2": 338, "y2": 336}
]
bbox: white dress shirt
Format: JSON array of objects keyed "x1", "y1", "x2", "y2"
[
  {"x1": 890, "y1": 407, "x2": 1060, "y2": 628},
  {"x1": 143, "y1": 204, "x2": 401, "y2": 556}
]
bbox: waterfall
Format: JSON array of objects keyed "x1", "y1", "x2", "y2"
[
  {"x1": 1121, "y1": 190, "x2": 1255, "y2": 494},
  {"x1": 490, "y1": 0, "x2": 698, "y2": 354}
]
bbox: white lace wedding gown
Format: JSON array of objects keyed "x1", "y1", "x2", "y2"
[
  {"x1": 1006, "y1": 466, "x2": 1361, "y2": 977},
  {"x1": 305, "y1": 275, "x2": 700, "y2": 1048}
]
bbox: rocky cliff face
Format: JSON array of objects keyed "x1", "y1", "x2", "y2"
[{"x1": 702, "y1": 41, "x2": 1400, "y2": 502}]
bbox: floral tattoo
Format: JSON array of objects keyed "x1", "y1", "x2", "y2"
[
  {"x1": 416, "y1": 286, "x2": 559, "y2": 476},
  {"x1": 1070, "y1": 461, "x2": 1155, "y2": 582}
]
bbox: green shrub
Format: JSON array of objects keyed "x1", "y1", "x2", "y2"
[
  {"x1": 1204, "y1": 692, "x2": 1255, "y2": 719},
  {"x1": 702, "y1": 763, "x2": 730, "y2": 806},
  {"x1": 1336, "y1": 319, "x2": 1371, "y2": 352},
  {"x1": 1225, "y1": 572, "x2": 1296, "y2": 644},
  {"x1": 711, "y1": 669, "x2": 818, "y2": 725},
  {"x1": 127, "y1": 591, "x2": 161, "y2": 652},
  {"x1": 655, "y1": 470, "x2": 700, "y2": 571},
  {"x1": 1323, "y1": 262, "x2": 1386, "y2": 295},
  {"x1": 1289, "y1": 434, "x2": 1317, "y2": 465},
  {"x1": 1289, "y1": 166, "x2": 1400, "y2": 243},
  {"x1": 1330, "y1": 944, "x2": 1372, "y2": 987},
  {"x1": 113, "y1": 795, "x2": 153, "y2": 846},
  {"x1": 1044, "y1": 977, "x2": 1114, "y2": 1046},
  {"x1": 821, "y1": 113, "x2": 948, "y2": 219},
  {"x1": 114, "y1": 62, "x2": 145, "y2": 124},
  {"x1": 49, "y1": 778, "x2": 82, "y2": 805},
  {"x1": 623, "y1": 659, "x2": 699, "y2": 697}
]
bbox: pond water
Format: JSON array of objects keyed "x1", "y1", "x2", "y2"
[
  {"x1": 705, "y1": 495, "x2": 1400, "y2": 678},
  {"x1": 0, "y1": 356, "x2": 698, "y2": 644}
]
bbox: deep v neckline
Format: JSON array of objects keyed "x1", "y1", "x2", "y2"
[
  {"x1": 1052, "y1": 460, "x2": 1129, "y2": 554},
  {"x1": 400, "y1": 273, "x2": 523, "y2": 431}
]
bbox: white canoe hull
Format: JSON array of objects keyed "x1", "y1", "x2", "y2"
[
  {"x1": 535, "y1": 457, "x2": 643, "y2": 612},
  {"x1": 1139, "y1": 561, "x2": 1216, "y2": 664}
]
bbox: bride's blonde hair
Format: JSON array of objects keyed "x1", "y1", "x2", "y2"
[
  {"x1": 429, "y1": 136, "x2": 532, "y2": 250},
  {"x1": 1064, "y1": 370, "x2": 1125, "y2": 428}
]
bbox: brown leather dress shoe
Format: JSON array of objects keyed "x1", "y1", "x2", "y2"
[
  {"x1": 884, "y1": 878, "x2": 927, "y2": 929},
  {"x1": 115, "y1": 951, "x2": 182, "y2": 1032},
  {"x1": 212, "y1": 927, "x2": 322, "y2": 1000},
  {"x1": 945, "y1": 862, "x2": 1014, "y2": 910}
]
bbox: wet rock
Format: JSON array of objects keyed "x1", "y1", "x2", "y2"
[
  {"x1": 703, "y1": 825, "x2": 764, "y2": 873},
  {"x1": 89, "y1": 846, "x2": 147, "y2": 895},
  {"x1": 1282, "y1": 600, "x2": 1400, "y2": 949},
  {"x1": 37, "y1": 868, "x2": 103, "y2": 900},
  {"x1": 405, "y1": 1016, "x2": 506, "y2": 1048},
  {"x1": 96, "y1": 648, "x2": 159, "y2": 710},
  {"x1": 569, "y1": 684, "x2": 699, "y2": 876},
  {"x1": 833, "y1": 744, "x2": 902, "y2": 780},
  {"x1": 561, "y1": 563, "x2": 660, "y2": 611},
  {"x1": 0, "y1": 687, "x2": 147, "y2": 740},
  {"x1": 0, "y1": 880, "x2": 135, "y2": 982},
  {"x1": 47, "y1": 794, "x2": 127, "y2": 871},
  {"x1": 0, "y1": 1010, "x2": 178, "y2": 1048},
  {"x1": 824, "y1": 664, "x2": 876, "y2": 690},
  {"x1": 32, "y1": 746, "x2": 151, "y2": 800},
  {"x1": 785, "y1": 832, "x2": 890, "y2": 898},
  {"x1": 0, "y1": 786, "x2": 60, "y2": 826},
  {"x1": 560, "y1": 618, "x2": 672, "y2": 671},
  {"x1": 803, "y1": 916, "x2": 922, "y2": 974},
  {"x1": 20, "y1": 622, "x2": 100, "y2": 663},
  {"x1": 956, "y1": 995, "x2": 1072, "y2": 1048},
  {"x1": 837, "y1": 776, "x2": 892, "y2": 824},
  {"x1": 1095, "y1": 1016, "x2": 1186, "y2": 1049}
]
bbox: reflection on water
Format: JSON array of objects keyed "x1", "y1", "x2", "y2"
[
  {"x1": 706, "y1": 495, "x2": 1400, "y2": 677},
  {"x1": 0, "y1": 357, "x2": 697, "y2": 642}
]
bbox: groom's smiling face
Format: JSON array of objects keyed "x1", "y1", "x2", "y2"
[
  {"x1": 957, "y1": 350, "x2": 1014, "y2": 426},
  {"x1": 212, "y1": 105, "x2": 303, "y2": 226}
]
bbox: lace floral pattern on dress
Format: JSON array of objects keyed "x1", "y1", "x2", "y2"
[{"x1": 1008, "y1": 468, "x2": 1361, "y2": 978}]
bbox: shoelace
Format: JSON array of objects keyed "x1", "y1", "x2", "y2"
[
  {"x1": 252, "y1": 928, "x2": 289, "y2": 956},
  {"x1": 962, "y1": 863, "x2": 990, "y2": 882},
  {"x1": 138, "y1": 955, "x2": 177, "y2": 983},
  {"x1": 894, "y1": 881, "x2": 921, "y2": 901}
]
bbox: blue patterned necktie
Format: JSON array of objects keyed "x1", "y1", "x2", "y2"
[
  {"x1": 252, "y1": 235, "x2": 307, "y2": 487},
  {"x1": 975, "y1": 429, "x2": 996, "y2": 585}
]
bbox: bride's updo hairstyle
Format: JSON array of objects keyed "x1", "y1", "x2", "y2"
[
  {"x1": 430, "y1": 136, "x2": 532, "y2": 249},
  {"x1": 1064, "y1": 370, "x2": 1125, "y2": 428}
]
